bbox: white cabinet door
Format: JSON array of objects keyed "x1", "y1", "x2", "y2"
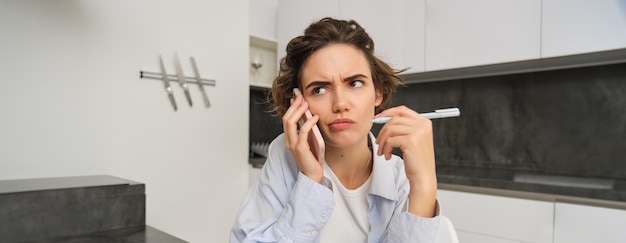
[
  {"x1": 277, "y1": 0, "x2": 425, "y2": 73},
  {"x1": 437, "y1": 190, "x2": 554, "y2": 243},
  {"x1": 249, "y1": 0, "x2": 279, "y2": 88},
  {"x1": 249, "y1": 37, "x2": 277, "y2": 89},
  {"x1": 340, "y1": 0, "x2": 426, "y2": 73},
  {"x1": 277, "y1": 0, "x2": 340, "y2": 62},
  {"x1": 425, "y1": 0, "x2": 541, "y2": 71},
  {"x1": 542, "y1": 0, "x2": 626, "y2": 58},
  {"x1": 249, "y1": 0, "x2": 278, "y2": 40},
  {"x1": 456, "y1": 231, "x2": 521, "y2": 243},
  {"x1": 554, "y1": 202, "x2": 626, "y2": 243}
]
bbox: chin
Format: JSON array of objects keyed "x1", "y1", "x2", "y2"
[{"x1": 322, "y1": 128, "x2": 370, "y2": 148}]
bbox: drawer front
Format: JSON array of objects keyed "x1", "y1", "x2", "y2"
[
  {"x1": 438, "y1": 190, "x2": 554, "y2": 243},
  {"x1": 554, "y1": 202, "x2": 626, "y2": 243}
]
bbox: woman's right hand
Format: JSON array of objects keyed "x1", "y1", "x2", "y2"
[{"x1": 282, "y1": 92, "x2": 324, "y2": 183}]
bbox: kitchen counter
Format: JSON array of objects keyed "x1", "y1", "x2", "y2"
[
  {"x1": 29, "y1": 225, "x2": 187, "y2": 243},
  {"x1": 0, "y1": 175, "x2": 186, "y2": 242},
  {"x1": 437, "y1": 165, "x2": 626, "y2": 210},
  {"x1": 249, "y1": 157, "x2": 266, "y2": 169}
]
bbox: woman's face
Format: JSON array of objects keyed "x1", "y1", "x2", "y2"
[{"x1": 300, "y1": 43, "x2": 382, "y2": 149}]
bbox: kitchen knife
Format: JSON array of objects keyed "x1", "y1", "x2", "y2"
[
  {"x1": 174, "y1": 53, "x2": 193, "y2": 107},
  {"x1": 159, "y1": 55, "x2": 177, "y2": 111},
  {"x1": 190, "y1": 56, "x2": 211, "y2": 108}
]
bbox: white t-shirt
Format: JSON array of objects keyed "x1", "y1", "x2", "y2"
[{"x1": 319, "y1": 161, "x2": 372, "y2": 243}]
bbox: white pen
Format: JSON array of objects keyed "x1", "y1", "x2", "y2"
[{"x1": 371, "y1": 107, "x2": 460, "y2": 124}]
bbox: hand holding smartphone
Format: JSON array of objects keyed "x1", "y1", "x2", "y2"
[{"x1": 293, "y1": 88, "x2": 325, "y2": 163}]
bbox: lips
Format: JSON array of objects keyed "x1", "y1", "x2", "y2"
[{"x1": 329, "y1": 118, "x2": 354, "y2": 130}]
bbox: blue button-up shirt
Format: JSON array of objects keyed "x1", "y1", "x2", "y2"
[{"x1": 231, "y1": 133, "x2": 440, "y2": 243}]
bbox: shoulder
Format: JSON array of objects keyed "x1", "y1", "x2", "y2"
[
  {"x1": 266, "y1": 133, "x2": 287, "y2": 160},
  {"x1": 263, "y1": 133, "x2": 300, "y2": 180}
]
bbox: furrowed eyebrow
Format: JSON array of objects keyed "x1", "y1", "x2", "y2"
[
  {"x1": 304, "y1": 81, "x2": 331, "y2": 90},
  {"x1": 303, "y1": 74, "x2": 369, "y2": 89},
  {"x1": 344, "y1": 74, "x2": 368, "y2": 82}
]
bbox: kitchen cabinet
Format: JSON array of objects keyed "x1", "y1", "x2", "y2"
[
  {"x1": 249, "y1": 0, "x2": 278, "y2": 41},
  {"x1": 278, "y1": 0, "x2": 541, "y2": 74},
  {"x1": 339, "y1": 0, "x2": 425, "y2": 73},
  {"x1": 249, "y1": 0, "x2": 278, "y2": 89},
  {"x1": 277, "y1": 0, "x2": 425, "y2": 73},
  {"x1": 277, "y1": 0, "x2": 622, "y2": 78},
  {"x1": 424, "y1": 0, "x2": 541, "y2": 71},
  {"x1": 454, "y1": 232, "x2": 520, "y2": 243},
  {"x1": 553, "y1": 202, "x2": 626, "y2": 243},
  {"x1": 277, "y1": 0, "x2": 339, "y2": 63},
  {"x1": 439, "y1": 187, "x2": 626, "y2": 243},
  {"x1": 249, "y1": 35, "x2": 277, "y2": 89},
  {"x1": 437, "y1": 189, "x2": 554, "y2": 243},
  {"x1": 541, "y1": 0, "x2": 626, "y2": 58}
]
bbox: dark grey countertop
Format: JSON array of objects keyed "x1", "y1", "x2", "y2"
[
  {"x1": 436, "y1": 165, "x2": 626, "y2": 209},
  {"x1": 0, "y1": 175, "x2": 173, "y2": 242},
  {"x1": 249, "y1": 157, "x2": 266, "y2": 168},
  {"x1": 29, "y1": 225, "x2": 187, "y2": 243},
  {"x1": 0, "y1": 175, "x2": 140, "y2": 194}
]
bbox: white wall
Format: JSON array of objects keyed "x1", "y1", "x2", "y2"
[
  {"x1": 249, "y1": 0, "x2": 278, "y2": 39},
  {"x1": 0, "y1": 1, "x2": 250, "y2": 242}
]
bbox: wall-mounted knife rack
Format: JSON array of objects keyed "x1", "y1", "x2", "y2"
[
  {"x1": 140, "y1": 54, "x2": 216, "y2": 111},
  {"x1": 140, "y1": 71, "x2": 216, "y2": 86}
]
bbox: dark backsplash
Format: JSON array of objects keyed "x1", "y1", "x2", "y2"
[
  {"x1": 250, "y1": 62, "x2": 626, "y2": 180},
  {"x1": 249, "y1": 89, "x2": 283, "y2": 145},
  {"x1": 392, "y1": 62, "x2": 626, "y2": 180}
]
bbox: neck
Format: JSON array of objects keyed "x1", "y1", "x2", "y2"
[{"x1": 325, "y1": 136, "x2": 373, "y2": 189}]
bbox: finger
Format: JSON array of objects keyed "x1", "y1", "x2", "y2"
[
  {"x1": 379, "y1": 135, "x2": 406, "y2": 160},
  {"x1": 375, "y1": 105, "x2": 420, "y2": 120},
  {"x1": 296, "y1": 114, "x2": 319, "y2": 152},
  {"x1": 290, "y1": 101, "x2": 314, "y2": 147},
  {"x1": 375, "y1": 111, "x2": 430, "y2": 140},
  {"x1": 282, "y1": 95, "x2": 306, "y2": 147},
  {"x1": 376, "y1": 125, "x2": 411, "y2": 157},
  {"x1": 377, "y1": 120, "x2": 429, "y2": 158},
  {"x1": 376, "y1": 120, "x2": 416, "y2": 146},
  {"x1": 379, "y1": 128, "x2": 435, "y2": 162},
  {"x1": 292, "y1": 100, "x2": 312, "y2": 128},
  {"x1": 379, "y1": 116, "x2": 419, "y2": 130},
  {"x1": 282, "y1": 93, "x2": 303, "y2": 125}
]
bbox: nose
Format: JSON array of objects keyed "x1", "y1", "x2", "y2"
[{"x1": 332, "y1": 88, "x2": 350, "y2": 113}]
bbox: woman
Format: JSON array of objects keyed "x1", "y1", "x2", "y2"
[{"x1": 231, "y1": 17, "x2": 440, "y2": 242}]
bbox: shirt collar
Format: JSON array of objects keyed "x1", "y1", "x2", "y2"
[{"x1": 367, "y1": 132, "x2": 400, "y2": 201}]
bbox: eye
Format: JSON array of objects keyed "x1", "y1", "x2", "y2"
[
  {"x1": 350, "y1": 80, "x2": 364, "y2": 88},
  {"x1": 312, "y1": 86, "x2": 328, "y2": 95}
]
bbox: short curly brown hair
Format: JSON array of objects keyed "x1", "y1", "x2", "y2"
[{"x1": 269, "y1": 17, "x2": 405, "y2": 117}]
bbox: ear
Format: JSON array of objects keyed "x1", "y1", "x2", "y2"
[{"x1": 374, "y1": 88, "x2": 383, "y2": 107}]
